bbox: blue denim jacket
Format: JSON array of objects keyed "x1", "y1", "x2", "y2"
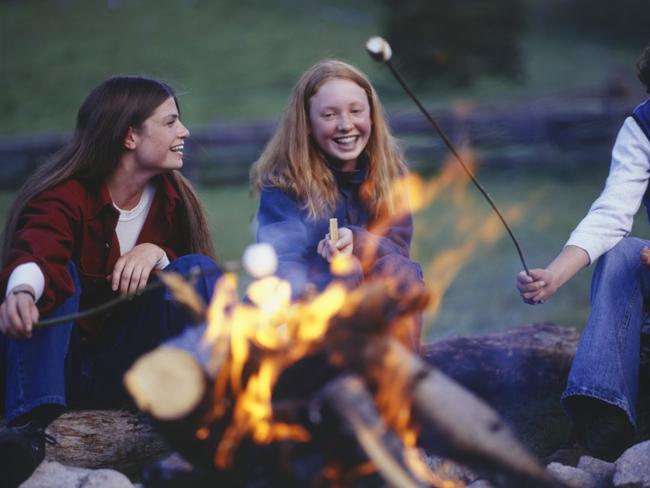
[{"x1": 256, "y1": 167, "x2": 415, "y2": 298}]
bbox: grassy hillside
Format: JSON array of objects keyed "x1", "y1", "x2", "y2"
[
  {"x1": 0, "y1": 0, "x2": 645, "y2": 136},
  {"x1": 0, "y1": 0, "x2": 387, "y2": 135}
]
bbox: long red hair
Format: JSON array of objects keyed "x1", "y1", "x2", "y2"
[{"x1": 250, "y1": 59, "x2": 408, "y2": 221}]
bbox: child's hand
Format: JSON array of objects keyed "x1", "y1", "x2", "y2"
[
  {"x1": 317, "y1": 227, "x2": 354, "y2": 262},
  {"x1": 641, "y1": 246, "x2": 650, "y2": 267},
  {"x1": 516, "y1": 268, "x2": 557, "y2": 305},
  {"x1": 0, "y1": 286, "x2": 39, "y2": 339},
  {"x1": 111, "y1": 243, "x2": 165, "y2": 295}
]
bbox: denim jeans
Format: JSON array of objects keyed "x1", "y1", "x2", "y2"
[
  {"x1": 562, "y1": 237, "x2": 650, "y2": 429},
  {"x1": 1, "y1": 254, "x2": 221, "y2": 423}
]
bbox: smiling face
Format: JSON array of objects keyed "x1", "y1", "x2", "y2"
[
  {"x1": 128, "y1": 96, "x2": 189, "y2": 175},
  {"x1": 308, "y1": 78, "x2": 371, "y2": 171}
]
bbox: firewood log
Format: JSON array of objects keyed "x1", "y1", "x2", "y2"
[
  {"x1": 43, "y1": 409, "x2": 169, "y2": 477},
  {"x1": 325, "y1": 282, "x2": 564, "y2": 487},
  {"x1": 124, "y1": 346, "x2": 207, "y2": 421},
  {"x1": 123, "y1": 345, "x2": 231, "y2": 470},
  {"x1": 321, "y1": 374, "x2": 429, "y2": 488},
  {"x1": 421, "y1": 323, "x2": 579, "y2": 398},
  {"x1": 386, "y1": 339, "x2": 564, "y2": 488}
]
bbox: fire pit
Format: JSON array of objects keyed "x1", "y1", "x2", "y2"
[{"x1": 124, "y1": 250, "x2": 564, "y2": 488}]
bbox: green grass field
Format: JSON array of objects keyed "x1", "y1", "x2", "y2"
[{"x1": 0, "y1": 0, "x2": 645, "y2": 135}]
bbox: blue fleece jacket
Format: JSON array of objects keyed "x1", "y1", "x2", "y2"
[{"x1": 256, "y1": 167, "x2": 418, "y2": 298}]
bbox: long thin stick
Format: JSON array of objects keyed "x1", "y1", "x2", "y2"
[
  {"x1": 34, "y1": 263, "x2": 225, "y2": 329},
  {"x1": 366, "y1": 38, "x2": 530, "y2": 275}
]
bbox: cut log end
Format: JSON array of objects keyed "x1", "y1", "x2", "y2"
[{"x1": 124, "y1": 346, "x2": 206, "y2": 421}]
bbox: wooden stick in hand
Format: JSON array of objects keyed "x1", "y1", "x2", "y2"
[{"x1": 329, "y1": 218, "x2": 339, "y2": 243}]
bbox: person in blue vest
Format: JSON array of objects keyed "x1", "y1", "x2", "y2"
[
  {"x1": 250, "y1": 59, "x2": 424, "y2": 350},
  {"x1": 516, "y1": 46, "x2": 650, "y2": 464}
]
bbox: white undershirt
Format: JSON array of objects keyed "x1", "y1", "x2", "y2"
[
  {"x1": 6, "y1": 182, "x2": 170, "y2": 300},
  {"x1": 114, "y1": 183, "x2": 156, "y2": 255}
]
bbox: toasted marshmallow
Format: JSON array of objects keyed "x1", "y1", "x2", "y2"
[
  {"x1": 242, "y1": 243, "x2": 278, "y2": 279},
  {"x1": 366, "y1": 36, "x2": 392, "y2": 62}
]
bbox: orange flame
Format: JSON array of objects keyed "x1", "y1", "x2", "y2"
[{"x1": 198, "y1": 142, "x2": 519, "y2": 486}]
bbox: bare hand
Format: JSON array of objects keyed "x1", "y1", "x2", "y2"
[
  {"x1": 317, "y1": 227, "x2": 353, "y2": 262},
  {"x1": 111, "y1": 243, "x2": 165, "y2": 295},
  {"x1": 516, "y1": 268, "x2": 558, "y2": 305},
  {"x1": 0, "y1": 286, "x2": 39, "y2": 339},
  {"x1": 641, "y1": 246, "x2": 650, "y2": 267}
]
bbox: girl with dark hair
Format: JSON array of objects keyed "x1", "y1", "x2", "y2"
[
  {"x1": 250, "y1": 59, "x2": 424, "y2": 349},
  {"x1": 0, "y1": 75, "x2": 220, "y2": 485},
  {"x1": 516, "y1": 47, "x2": 650, "y2": 465}
]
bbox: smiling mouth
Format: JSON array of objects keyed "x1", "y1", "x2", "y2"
[
  {"x1": 170, "y1": 144, "x2": 184, "y2": 154},
  {"x1": 333, "y1": 135, "x2": 359, "y2": 148}
]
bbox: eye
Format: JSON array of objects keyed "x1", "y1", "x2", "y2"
[{"x1": 322, "y1": 112, "x2": 335, "y2": 119}]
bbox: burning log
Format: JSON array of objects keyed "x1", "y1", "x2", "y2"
[
  {"x1": 124, "y1": 271, "x2": 567, "y2": 487},
  {"x1": 125, "y1": 346, "x2": 208, "y2": 422},
  {"x1": 387, "y1": 339, "x2": 557, "y2": 488},
  {"x1": 324, "y1": 282, "x2": 561, "y2": 488},
  {"x1": 321, "y1": 374, "x2": 431, "y2": 488}
]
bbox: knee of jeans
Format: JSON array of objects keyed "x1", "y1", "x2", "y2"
[
  {"x1": 169, "y1": 254, "x2": 220, "y2": 275},
  {"x1": 599, "y1": 237, "x2": 645, "y2": 274}
]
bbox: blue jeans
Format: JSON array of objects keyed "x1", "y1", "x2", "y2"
[
  {"x1": 562, "y1": 237, "x2": 650, "y2": 429},
  {"x1": 1, "y1": 254, "x2": 220, "y2": 423}
]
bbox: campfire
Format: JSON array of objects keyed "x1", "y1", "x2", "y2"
[{"x1": 123, "y1": 247, "x2": 559, "y2": 487}]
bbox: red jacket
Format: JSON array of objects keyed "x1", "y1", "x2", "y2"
[{"x1": 0, "y1": 173, "x2": 190, "y2": 335}]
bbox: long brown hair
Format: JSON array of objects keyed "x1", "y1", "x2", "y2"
[
  {"x1": 250, "y1": 59, "x2": 408, "y2": 221},
  {"x1": 1, "y1": 75, "x2": 215, "y2": 263}
]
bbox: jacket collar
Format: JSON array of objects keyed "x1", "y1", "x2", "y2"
[{"x1": 86, "y1": 172, "x2": 181, "y2": 218}]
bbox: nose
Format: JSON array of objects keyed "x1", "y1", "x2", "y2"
[
  {"x1": 178, "y1": 121, "x2": 190, "y2": 139},
  {"x1": 337, "y1": 113, "x2": 353, "y2": 131}
]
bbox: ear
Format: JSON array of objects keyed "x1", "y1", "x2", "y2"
[{"x1": 123, "y1": 127, "x2": 137, "y2": 150}]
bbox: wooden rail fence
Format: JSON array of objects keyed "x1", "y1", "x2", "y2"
[{"x1": 0, "y1": 95, "x2": 635, "y2": 188}]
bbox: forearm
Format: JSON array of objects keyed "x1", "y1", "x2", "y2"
[{"x1": 546, "y1": 245, "x2": 590, "y2": 291}]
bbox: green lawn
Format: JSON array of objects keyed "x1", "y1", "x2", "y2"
[
  {"x1": 0, "y1": 1, "x2": 645, "y2": 136},
  {"x1": 0, "y1": 0, "x2": 387, "y2": 135}
]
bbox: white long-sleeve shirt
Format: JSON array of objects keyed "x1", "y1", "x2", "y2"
[{"x1": 566, "y1": 116, "x2": 650, "y2": 264}]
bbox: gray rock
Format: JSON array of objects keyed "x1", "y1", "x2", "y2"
[
  {"x1": 80, "y1": 469, "x2": 134, "y2": 488},
  {"x1": 614, "y1": 440, "x2": 650, "y2": 487},
  {"x1": 20, "y1": 461, "x2": 90, "y2": 488},
  {"x1": 467, "y1": 481, "x2": 495, "y2": 488},
  {"x1": 421, "y1": 453, "x2": 477, "y2": 484},
  {"x1": 546, "y1": 462, "x2": 598, "y2": 488},
  {"x1": 20, "y1": 461, "x2": 134, "y2": 488},
  {"x1": 577, "y1": 455, "x2": 615, "y2": 488}
]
